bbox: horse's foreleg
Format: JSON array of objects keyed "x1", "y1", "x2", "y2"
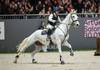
[
  {"x1": 31, "y1": 45, "x2": 42, "y2": 63},
  {"x1": 57, "y1": 40, "x2": 65, "y2": 64},
  {"x1": 63, "y1": 41, "x2": 74, "y2": 56}
]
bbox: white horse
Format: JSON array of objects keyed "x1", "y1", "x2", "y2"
[{"x1": 14, "y1": 10, "x2": 80, "y2": 64}]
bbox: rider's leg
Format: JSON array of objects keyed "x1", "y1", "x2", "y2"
[
  {"x1": 46, "y1": 24, "x2": 53, "y2": 39},
  {"x1": 47, "y1": 28, "x2": 52, "y2": 36},
  {"x1": 47, "y1": 27, "x2": 56, "y2": 39}
]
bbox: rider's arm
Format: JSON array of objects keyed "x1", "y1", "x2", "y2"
[{"x1": 48, "y1": 14, "x2": 56, "y2": 23}]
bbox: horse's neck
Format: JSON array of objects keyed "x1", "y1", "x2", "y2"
[
  {"x1": 62, "y1": 14, "x2": 71, "y2": 24},
  {"x1": 57, "y1": 23, "x2": 69, "y2": 36},
  {"x1": 61, "y1": 13, "x2": 71, "y2": 31},
  {"x1": 54, "y1": 13, "x2": 71, "y2": 36}
]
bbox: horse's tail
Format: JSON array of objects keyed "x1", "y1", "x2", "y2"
[{"x1": 17, "y1": 38, "x2": 28, "y2": 53}]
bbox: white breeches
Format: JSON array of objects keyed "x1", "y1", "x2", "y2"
[{"x1": 46, "y1": 24, "x2": 53, "y2": 29}]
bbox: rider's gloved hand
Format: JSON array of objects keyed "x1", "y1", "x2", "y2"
[{"x1": 55, "y1": 25, "x2": 57, "y2": 28}]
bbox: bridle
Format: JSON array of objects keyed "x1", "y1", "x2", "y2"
[
  {"x1": 70, "y1": 13, "x2": 79, "y2": 26},
  {"x1": 57, "y1": 13, "x2": 79, "y2": 39}
]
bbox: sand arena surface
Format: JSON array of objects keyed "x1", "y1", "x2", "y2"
[{"x1": 0, "y1": 51, "x2": 100, "y2": 70}]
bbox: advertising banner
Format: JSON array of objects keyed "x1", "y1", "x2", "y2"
[
  {"x1": 0, "y1": 22, "x2": 5, "y2": 40},
  {"x1": 84, "y1": 19, "x2": 100, "y2": 37}
]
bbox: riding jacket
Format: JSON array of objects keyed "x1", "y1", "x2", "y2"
[{"x1": 47, "y1": 13, "x2": 62, "y2": 29}]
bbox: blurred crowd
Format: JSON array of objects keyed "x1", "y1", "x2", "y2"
[{"x1": 0, "y1": 0, "x2": 100, "y2": 14}]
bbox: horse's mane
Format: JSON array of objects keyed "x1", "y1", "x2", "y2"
[
  {"x1": 61, "y1": 10, "x2": 77, "y2": 24},
  {"x1": 62, "y1": 13, "x2": 71, "y2": 24}
]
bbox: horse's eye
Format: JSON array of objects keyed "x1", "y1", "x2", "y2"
[{"x1": 72, "y1": 16, "x2": 75, "y2": 18}]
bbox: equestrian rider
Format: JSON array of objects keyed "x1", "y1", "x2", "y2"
[{"x1": 46, "y1": 11, "x2": 62, "y2": 39}]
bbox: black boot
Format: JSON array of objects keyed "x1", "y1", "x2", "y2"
[{"x1": 47, "y1": 29, "x2": 52, "y2": 39}]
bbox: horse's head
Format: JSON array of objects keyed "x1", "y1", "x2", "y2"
[{"x1": 69, "y1": 10, "x2": 80, "y2": 28}]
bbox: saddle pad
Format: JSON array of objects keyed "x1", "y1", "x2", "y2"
[{"x1": 41, "y1": 30, "x2": 47, "y2": 35}]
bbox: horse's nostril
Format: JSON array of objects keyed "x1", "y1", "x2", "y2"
[{"x1": 77, "y1": 24, "x2": 79, "y2": 26}]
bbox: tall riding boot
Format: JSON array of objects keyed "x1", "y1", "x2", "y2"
[{"x1": 47, "y1": 29, "x2": 52, "y2": 39}]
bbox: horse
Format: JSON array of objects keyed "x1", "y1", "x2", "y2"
[{"x1": 14, "y1": 10, "x2": 80, "y2": 64}]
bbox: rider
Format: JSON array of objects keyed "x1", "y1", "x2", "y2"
[{"x1": 46, "y1": 11, "x2": 62, "y2": 39}]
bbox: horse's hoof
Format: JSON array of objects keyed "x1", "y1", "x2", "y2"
[
  {"x1": 32, "y1": 59, "x2": 37, "y2": 63},
  {"x1": 13, "y1": 58, "x2": 18, "y2": 63},
  {"x1": 61, "y1": 61, "x2": 65, "y2": 64},
  {"x1": 70, "y1": 53, "x2": 74, "y2": 56},
  {"x1": 13, "y1": 55, "x2": 19, "y2": 63},
  {"x1": 15, "y1": 55, "x2": 19, "y2": 58},
  {"x1": 13, "y1": 60, "x2": 17, "y2": 63}
]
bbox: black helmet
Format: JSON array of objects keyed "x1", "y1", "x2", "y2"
[{"x1": 52, "y1": 10, "x2": 56, "y2": 13}]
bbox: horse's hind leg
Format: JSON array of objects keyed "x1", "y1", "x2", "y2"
[
  {"x1": 31, "y1": 45, "x2": 42, "y2": 63},
  {"x1": 14, "y1": 38, "x2": 29, "y2": 63}
]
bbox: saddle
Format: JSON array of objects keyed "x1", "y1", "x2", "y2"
[
  {"x1": 41, "y1": 29, "x2": 55, "y2": 46},
  {"x1": 41, "y1": 28, "x2": 56, "y2": 41},
  {"x1": 41, "y1": 28, "x2": 55, "y2": 35},
  {"x1": 41, "y1": 29, "x2": 51, "y2": 42},
  {"x1": 41, "y1": 30, "x2": 48, "y2": 35}
]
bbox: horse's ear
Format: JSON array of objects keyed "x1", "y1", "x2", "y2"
[
  {"x1": 70, "y1": 9, "x2": 74, "y2": 13},
  {"x1": 70, "y1": 9, "x2": 77, "y2": 13},
  {"x1": 73, "y1": 10, "x2": 77, "y2": 13}
]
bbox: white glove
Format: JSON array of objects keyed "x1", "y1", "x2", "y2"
[{"x1": 55, "y1": 25, "x2": 57, "y2": 28}]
